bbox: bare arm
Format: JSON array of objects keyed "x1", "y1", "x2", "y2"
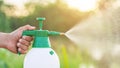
[{"x1": 0, "y1": 32, "x2": 9, "y2": 48}]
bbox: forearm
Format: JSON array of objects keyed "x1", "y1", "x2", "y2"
[{"x1": 0, "y1": 32, "x2": 9, "y2": 48}]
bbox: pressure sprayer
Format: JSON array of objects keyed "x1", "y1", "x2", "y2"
[{"x1": 21, "y1": 17, "x2": 64, "y2": 68}]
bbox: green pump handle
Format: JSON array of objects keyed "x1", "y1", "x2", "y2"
[{"x1": 36, "y1": 17, "x2": 45, "y2": 30}]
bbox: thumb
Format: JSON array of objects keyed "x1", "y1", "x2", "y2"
[{"x1": 22, "y1": 25, "x2": 36, "y2": 30}]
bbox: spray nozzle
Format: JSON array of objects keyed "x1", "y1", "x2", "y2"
[{"x1": 60, "y1": 33, "x2": 65, "y2": 35}]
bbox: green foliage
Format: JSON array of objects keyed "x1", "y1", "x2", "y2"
[
  {"x1": 61, "y1": 45, "x2": 69, "y2": 68},
  {"x1": 0, "y1": 9, "x2": 11, "y2": 32},
  {"x1": 7, "y1": 1, "x2": 91, "y2": 32},
  {"x1": 0, "y1": 49, "x2": 24, "y2": 68}
]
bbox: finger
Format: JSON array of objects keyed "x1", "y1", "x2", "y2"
[
  {"x1": 19, "y1": 39, "x2": 30, "y2": 46},
  {"x1": 17, "y1": 43, "x2": 28, "y2": 51},
  {"x1": 22, "y1": 36, "x2": 33, "y2": 42},
  {"x1": 18, "y1": 48, "x2": 27, "y2": 54}
]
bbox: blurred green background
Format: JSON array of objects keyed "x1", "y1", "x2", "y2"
[{"x1": 0, "y1": 0, "x2": 118, "y2": 68}]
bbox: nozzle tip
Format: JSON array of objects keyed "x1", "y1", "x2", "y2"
[{"x1": 60, "y1": 33, "x2": 65, "y2": 35}]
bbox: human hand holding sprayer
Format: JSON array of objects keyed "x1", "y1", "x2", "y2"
[{"x1": 0, "y1": 25, "x2": 35, "y2": 54}]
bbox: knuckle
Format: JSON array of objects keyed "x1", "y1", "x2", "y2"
[
  {"x1": 17, "y1": 43, "x2": 21, "y2": 47},
  {"x1": 19, "y1": 39, "x2": 23, "y2": 43},
  {"x1": 18, "y1": 48, "x2": 21, "y2": 52}
]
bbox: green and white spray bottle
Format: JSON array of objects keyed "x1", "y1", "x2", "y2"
[{"x1": 22, "y1": 17, "x2": 64, "y2": 68}]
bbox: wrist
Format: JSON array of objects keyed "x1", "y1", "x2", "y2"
[{"x1": 0, "y1": 33, "x2": 10, "y2": 49}]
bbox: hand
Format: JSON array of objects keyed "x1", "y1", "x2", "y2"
[{"x1": 5, "y1": 25, "x2": 35, "y2": 54}]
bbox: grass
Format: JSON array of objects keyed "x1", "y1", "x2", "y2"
[{"x1": 0, "y1": 49, "x2": 24, "y2": 68}]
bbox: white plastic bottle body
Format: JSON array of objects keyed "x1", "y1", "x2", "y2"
[{"x1": 24, "y1": 48, "x2": 60, "y2": 68}]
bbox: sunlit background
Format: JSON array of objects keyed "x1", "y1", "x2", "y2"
[
  {"x1": 0, "y1": 0, "x2": 120, "y2": 68},
  {"x1": 65, "y1": 0, "x2": 99, "y2": 12},
  {"x1": 3, "y1": 0, "x2": 99, "y2": 16}
]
